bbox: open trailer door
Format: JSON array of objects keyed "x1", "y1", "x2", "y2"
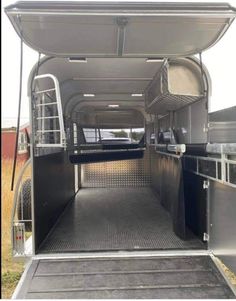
[
  {"x1": 4, "y1": 2, "x2": 236, "y2": 58},
  {"x1": 5, "y1": 1, "x2": 236, "y2": 299}
]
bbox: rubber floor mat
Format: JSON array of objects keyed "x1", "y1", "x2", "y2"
[
  {"x1": 15, "y1": 256, "x2": 234, "y2": 298},
  {"x1": 39, "y1": 188, "x2": 204, "y2": 253}
]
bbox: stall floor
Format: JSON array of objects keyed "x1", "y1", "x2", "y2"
[{"x1": 39, "y1": 188, "x2": 204, "y2": 253}]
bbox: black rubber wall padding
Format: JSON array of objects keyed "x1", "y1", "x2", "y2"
[
  {"x1": 69, "y1": 150, "x2": 144, "y2": 164},
  {"x1": 151, "y1": 153, "x2": 186, "y2": 239},
  {"x1": 182, "y1": 156, "x2": 197, "y2": 172},
  {"x1": 33, "y1": 151, "x2": 75, "y2": 252},
  {"x1": 185, "y1": 143, "x2": 208, "y2": 156},
  {"x1": 155, "y1": 144, "x2": 168, "y2": 152},
  {"x1": 183, "y1": 171, "x2": 207, "y2": 239}
]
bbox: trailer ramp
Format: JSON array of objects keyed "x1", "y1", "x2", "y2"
[{"x1": 14, "y1": 255, "x2": 234, "y2": 299}]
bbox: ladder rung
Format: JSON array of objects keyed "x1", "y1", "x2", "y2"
[
  {"x1": 36, "y1": 116, "x2": 59, "y2": 120},
  {"x1": 13, "y1": 219, "x2": 32, "y2": 222},
  {"x1": 36, "y1": 102, "x2": 57, "y2": 107},
  {"x1": 37, "y1": 130, "x2": 61, "y2": 133},
  {"x1": 36, "y1": 143, "x2": 64, "y2": 148},
  {"x1": 35, "y1": 88, "x2": 56, "y2": 94}
]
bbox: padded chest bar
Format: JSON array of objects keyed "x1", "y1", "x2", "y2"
[
  {"x1": 69, "y1": 149, "x2": 144, "y2": 164},
  {"x1": 77, "y1": 143, "x2": 141, "y2": 151}
]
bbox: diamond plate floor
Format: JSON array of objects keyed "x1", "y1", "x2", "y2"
[{"x1": 39, "y1": 188, "x2": 204, "y2": 253}]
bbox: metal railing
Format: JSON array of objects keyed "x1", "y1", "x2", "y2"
[
  {"x1": 183, "y1": 155, "x2": 236, "y2": 188},
  {"x1": 153, "y1": 143, "x2": 236, "y2": 188}
]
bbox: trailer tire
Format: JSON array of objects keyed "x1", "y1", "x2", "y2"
[{"x1": 17, "y1": 178, "x2": 32, "y2": 232}]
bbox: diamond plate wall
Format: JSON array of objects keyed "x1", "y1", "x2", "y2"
[{"x1": 81, "y1": 150, "x2": 151, "y2": 187}]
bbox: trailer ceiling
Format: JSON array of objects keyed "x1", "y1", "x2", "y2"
[
  {"x1": 5, "y1": 2, "x2": 236, "y2": 58},
  {"x1": 37, "y1": 57, "x2": 163, "y2": 111}
]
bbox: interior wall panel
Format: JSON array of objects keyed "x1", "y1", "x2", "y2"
[
  {"x1": 190, "y1": 99, "x2": 208, "y2": 143},
  {"x1": 174, "y1": 106, "x2": 190, "y2": 144},
  {"x1": 81, "y1": 150, "x2": 150, "y2": 187},
  {"x1": 33, "y1": 151, "x2": 75, "y2": 252}
]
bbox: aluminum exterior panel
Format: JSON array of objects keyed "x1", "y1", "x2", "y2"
[
  {"x1": 209, "y1": 122, "x2": 236, "y2": 143},
  {"x1": 208, "y1": 106, "x2": 236, "y2": 143},
  {"x1": 209, "y1": 180, "x2": 236, "y2": 274},
  {"x1": 209, "y1": 106, "x2": 236, "y2": 122}
]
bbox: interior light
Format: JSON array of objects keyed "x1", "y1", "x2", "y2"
[
  {"x1": 83, "y1": 94, "x2": 95, "y2": 97},
  {"x1": 68, "y1": 57, "x2": 87, "y2": 63},
  {"x1": 131, "y1": 93, "x2": 143, "y2": 97},
  {"x1": 108, "y1": 104, "x2": 119, "y2": 108},
  {"x1": 146, "y1": 58, "x2": 163, "y2": 63}
]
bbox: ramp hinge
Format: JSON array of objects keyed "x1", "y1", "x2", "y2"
[
  {"x1": 116, "y1": 16, "x2": 128, "y2": 27},
  {"x1": 203, "y1": 232, "x2": 209, "y2": 242},
  {"x1": 203, "y1": 180, "x2": 210, "y2": 189}
]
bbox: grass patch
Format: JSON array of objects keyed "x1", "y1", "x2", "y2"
[
  {"x1": 219, "y1": 260, "x2": 236, "y2": 286},
  {"x1": 1, "y1": 159, "x2": 30, "y2": 299},
  {"x1": 2, "y1": 271, "x2": 23, "y2": 298}
]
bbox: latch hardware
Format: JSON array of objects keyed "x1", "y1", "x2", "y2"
[
  {"x1": 203, "y1": 123, "x2": 209, "y2": 133},
  {"x1": 203, "y1": 232, "x2": 209, "y2": 242},
  {"x1": 203, "y1": 180, "x2": 210, "y2": 189}
]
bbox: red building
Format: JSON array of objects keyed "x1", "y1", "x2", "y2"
[{"x1": 1, "y1": 123, "x2": 30, "y2": 162}]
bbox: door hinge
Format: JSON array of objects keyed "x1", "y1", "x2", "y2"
[
  {"x1": 203, "y1": 232, "x2": 209, "y2": 242},
  {"x1": 203, "y1": 180, "x2": 210, "y2": 189}
]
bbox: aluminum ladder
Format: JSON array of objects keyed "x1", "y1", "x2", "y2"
[{"x1": 33, "y1": 74, "x2": 66, "y2": 148}]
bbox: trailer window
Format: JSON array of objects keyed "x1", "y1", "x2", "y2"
[
  {"x1": 82, "y1": 128, "x2": 145, "y2": 143},
  {"x1": 83, "y1": 128, "x2": 100, "y2": 143},
  {"x1": 100, "y1": 128, "x2": 144, "y2": 143},
  {"x1": 130, "y1": 128, "x2": 145, "y2": 143}
]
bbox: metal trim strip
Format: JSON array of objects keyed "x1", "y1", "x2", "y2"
[{"x1": 33, "y1": 249, "x2": 210, "y2": 260}]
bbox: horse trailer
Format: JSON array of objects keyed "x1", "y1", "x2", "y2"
[{"x1": 4, "y1": 1, "x2": 236, "y2": 298}]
